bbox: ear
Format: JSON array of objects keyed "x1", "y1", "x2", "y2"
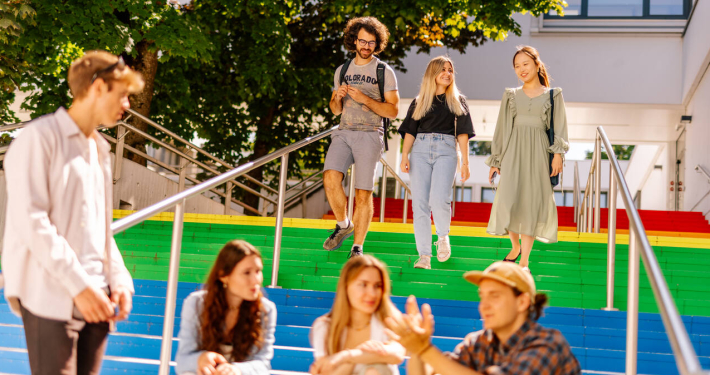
[
  {"x1": 517, "y1": 293, "x2": 531, "y2": 315},
  {"x1": 219, "y1": 275, "x2": 229, "y2": 286}
]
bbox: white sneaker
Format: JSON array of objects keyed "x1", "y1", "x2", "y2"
[
  {"x1": 414, "y1": 256, "x2": 431, "y2": 269},
  {"x1": 436, "y1": 237, "x2": 451, "y2": 262}
]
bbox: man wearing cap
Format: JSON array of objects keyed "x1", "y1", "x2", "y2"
[
  {"x1": 385, "y1": 261, "x2": 580, "y2": 375},
  {"x1": 2, "y1": 51, "x2": 143, "y2": 374}
]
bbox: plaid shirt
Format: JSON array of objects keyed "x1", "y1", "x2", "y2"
[{"x1": 447, "y1": 320, "x2": 581, "y2": 375}]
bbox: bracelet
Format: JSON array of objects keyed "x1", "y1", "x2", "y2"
[{"x1": 414, "y1": 343, "x2": 433, "y2": 357}]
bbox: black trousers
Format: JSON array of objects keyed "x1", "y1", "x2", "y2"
[{"x1": 20, "y1": 303, "x2": 109, "y2": 375}]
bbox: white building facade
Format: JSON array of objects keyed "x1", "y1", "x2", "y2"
[{"x1": 381, "y1": 0, "x2": 710, "y2": 220}]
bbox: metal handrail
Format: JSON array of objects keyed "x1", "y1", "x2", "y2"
[
  {"x1": 1, "y1": 113, "x2": 307, "y2": 216},
  {"x1": 111, "y1": 125, "x2": 337, "y2": 375},
  {"x1": 573, "y1": 161, "x2": 580, "y2": 227},
  {"x1": 125, "y1": 109, "x2": 279, "y2": 196},
  {"x1": 378, "y1": 157, "x2": 411, "y2": 224},
  {"x1": 593, "y1": 127, "x2": 704, "y2": 375},
  {"x1": 689, "y1": 164, "x2": 710, "y2": 212}
]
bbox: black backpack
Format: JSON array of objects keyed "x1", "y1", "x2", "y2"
[{"x1": 338, "y1": 58, "x2": 391, "y2": 151}]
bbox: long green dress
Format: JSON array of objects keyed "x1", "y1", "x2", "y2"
[{"x1": 485, "y1": 87, "x2": 569, "y2": 243}]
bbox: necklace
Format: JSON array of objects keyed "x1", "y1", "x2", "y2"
[
  {"x1": 435, "y1": 94, "x2": 445, "y2": 103},
  {"x1": 350, "y1": 321, "x2": 371, "y2": 331}
]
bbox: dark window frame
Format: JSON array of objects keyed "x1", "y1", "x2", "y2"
[{"x1": 545, "y1": 0, "x2": 691, "y2": 20}]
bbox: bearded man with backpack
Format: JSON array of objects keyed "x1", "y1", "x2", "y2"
[{"x1": 323, "y1": 17, "x2": 400, "y2": 259}]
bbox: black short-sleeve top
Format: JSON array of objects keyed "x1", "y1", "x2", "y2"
[{"x1": 398, "y1": 94, "x2": 475, "y2": 139}]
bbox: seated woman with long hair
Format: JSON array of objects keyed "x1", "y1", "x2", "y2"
[
  {"x1": 176, "y1": 240, "x2": 277, "y2": 375},
  {"x1": 310, "y1": 255, "x2": 405, "y2": 375}
]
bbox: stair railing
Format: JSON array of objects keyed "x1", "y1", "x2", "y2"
[
  {"x1": 1, "y1": 117, "x2": 339, "y2": 375},
  {"x1": 689, "y1": 164, "x2": 710, "y2": 214},
  {"x1": 586, "y1": 127, "x2": 705, "y2": 375},
  {"x1": 1, "y1": 111, "x2": 325, "y2": 217},
  {"x1": 376, "y1": 157, "x2": 411, "y2": 223}
]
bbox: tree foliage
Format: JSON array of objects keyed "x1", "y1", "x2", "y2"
[
  {"x1": 4, "y1": 0, "x2": 567, "y2": 211},
  {"x1": 586, "y1": 145, "x2": 636, "y2": 160}
]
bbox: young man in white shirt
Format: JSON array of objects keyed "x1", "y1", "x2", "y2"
[{"x1": 2, "y1": 51, "x2": 143, "y2": 375}]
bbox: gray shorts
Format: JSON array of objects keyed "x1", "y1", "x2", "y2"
[{"x1": 324, "y1": 129, "x2": 383, "y2": 191}]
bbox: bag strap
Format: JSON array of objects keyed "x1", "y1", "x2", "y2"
[
  {"x1": 549, "y1": 88, "x2": 555, "y2": 142},
  {"x1": 376, "y1": 62, "x2": 390, "y2": 151},
  {"x1": 339, "y1": 59, "x2": 352, "y2": 86}
]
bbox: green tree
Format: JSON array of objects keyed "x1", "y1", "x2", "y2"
[
  {"x1": 2, "y1": 0, "x2": 213, "y2": 162},
  {"x1": 586, "y1": 145, "x2": 635, "y2": 160},
  {"x1": 0, "y1": 0, "x2": 35, "y2": 123},
  {"x1": 6, "y1": 0, "x2": 567, "y2": 213}
]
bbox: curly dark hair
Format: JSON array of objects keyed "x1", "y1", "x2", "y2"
[
  {"x1": 199, "y1": 240, "x2": 265, "y2": 362},
  {"x1": 343, "y1": 17, "x2": 390, "y2": 55}
]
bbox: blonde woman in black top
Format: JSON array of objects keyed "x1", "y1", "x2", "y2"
[{"x1": 399, "y1": 56, "x2": 475, "y2": 269}]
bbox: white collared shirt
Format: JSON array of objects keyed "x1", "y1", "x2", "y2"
[{"x1": 2, "y1": 107, "x2": 134, "y2": 321}]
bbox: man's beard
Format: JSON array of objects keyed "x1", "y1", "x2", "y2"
[{"x1": 357, "y1": 49, "x2": 372, "y2": 59}]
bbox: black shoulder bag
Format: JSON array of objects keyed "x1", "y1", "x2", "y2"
[{"x1": 549, "y1": 89, "x2": 559, "y2": 187}]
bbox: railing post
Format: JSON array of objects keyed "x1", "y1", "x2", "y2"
[
  {"x1": 452, "y1": 184, "x2": 457, "y2": 218},
  {"x1": 403, "y1": 190, "x2": 409, "y2": 224},
  {"x1": 224, "y1": 182, "x2": 234, "y2": 215},
  {"x1": 347, "y1": 165, "x2": 355, "y2": 220},
  {"x1": 178, "y1": 158, "x2": 189, "y2": 192},
  {"x1": 587, "y1": 165, "x2": 594, "y2": 232},
  {"x1": 626, "y1": 228, "x2": 640, "y2": 375},
  {"x1": 573, "y1": 162, "x2": 579, "y2": 224},
  {"x1": 603, "y1": 167, "x2": 618, "y2": 311},
  {"x1": 380, "y1": 164, "x2": 387, "y2": 223},
  {"x1": 594, "y1": 136, "x2": 602, "y2": 233},
  {"x1": 113, "y1": 125, "x2": 126, "y2": 183},
  {"x1": 301, "y1": 191, "x2": 308, "y2": 219},
  {"x1": 158, "y1": 199, "x2": 186, "y2": 375},
  {"x1": 271, "y1": 153, "x2": 289, "y2": 288}
]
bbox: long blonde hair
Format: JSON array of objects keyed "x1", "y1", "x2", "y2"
[
  {"x1": 325, "y1": 255, "x2": 397, "y2": 355},
  {"x1": 412, "y1": 56, "x2": 466, "y2": 120}
]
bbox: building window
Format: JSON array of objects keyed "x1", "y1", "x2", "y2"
[
  {"x1": 455, "y1": 187, "x2": 473, "y2": 202},
  {"x1": 481, "y1": 187, "x2": 496, "y2": 203},
  {"x1": 546, "y1": 0, "x2": 690, "y2": 19}
]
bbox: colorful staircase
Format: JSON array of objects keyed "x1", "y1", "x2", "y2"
[{"x1": 1, "y1": 211, "x2": 709, "y2": 374}]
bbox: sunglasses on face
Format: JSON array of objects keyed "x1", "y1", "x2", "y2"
[
  {"x1": 357, "y1": 39, "x2": 377, "y2": 48},
  {"x1": 91, "y1": 56, "x2": 126, "y2": 84}
]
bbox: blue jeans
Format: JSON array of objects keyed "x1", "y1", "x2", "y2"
[{"x1": 409, "y1": 133, "x2": 458, "y2": 256}]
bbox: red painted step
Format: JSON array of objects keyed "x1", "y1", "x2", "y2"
[{"x1": 325, "y1": 198, "x2": 710, "y2": 234}]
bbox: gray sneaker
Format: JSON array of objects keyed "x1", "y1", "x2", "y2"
[
  {"x1": 436, "y1": 237, "x2": 451, "y2": 262},
  {"x1": 414, "y1": 255, "x2": 431, "y2": 269},
  {"x1": 323, "y1": 222, "x2": 355, "y2": 250}
]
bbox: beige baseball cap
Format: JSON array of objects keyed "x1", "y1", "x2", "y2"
[{"x1": 463, "y1": 261, "x2": 536, "y2": 298}]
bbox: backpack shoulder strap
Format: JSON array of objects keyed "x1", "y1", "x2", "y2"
[
  {"x1": 339, "y1": 59, "x2": 352, "y2": 86},
  {"x1": 549, "y1": 88, "x2": 555, "y2": 139},
  {"x1": 376, "y1": 62, "x2": 386, "y2": 102}
]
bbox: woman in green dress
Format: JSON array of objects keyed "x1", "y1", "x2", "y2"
[{"x1": 485, "y1": 46, "x2": 569, "y2": 274}]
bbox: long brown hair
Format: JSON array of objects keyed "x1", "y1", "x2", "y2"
[
  {"x1": 199, "y1": 240, "x2": 264, "y2": 361},
  {"x1": 513, "y1": 45, "x2": 551, "y2": 87},
  {"x1": 325, "y1": 255, "x2": 397, "y2": 355},
  {"x1": 413, "y1": 56, "x2": 466, "y2": 121}
]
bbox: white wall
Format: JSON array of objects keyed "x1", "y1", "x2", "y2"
[
  {"x1": 397, "y1": 15, "x2": 683, "y2": 105},
  {"x1": 682, "y1": 71, "x2": 710, "y2": 218},
  {"x1": 681, "y1": 0, "x2": 710, "y2": 104}
]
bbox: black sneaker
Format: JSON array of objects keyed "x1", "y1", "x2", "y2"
[
  {"x1": 323, "y1": 222, "x2": 355, "y2": 251},
  {"x1": 348, "y1": 246, "x2": 364, "y2": 259}
]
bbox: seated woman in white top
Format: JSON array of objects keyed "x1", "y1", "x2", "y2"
[
  {"x1": 310, "y1": 255, "x2": 405, "y2": 375},
  {"x1": 176, "y1": 240, "x2": 277, "y2": 375}
]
